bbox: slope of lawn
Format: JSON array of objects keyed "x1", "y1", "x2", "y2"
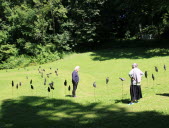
[{"x1": 1, "y1": 48, "x2": 169, "y2": 128}]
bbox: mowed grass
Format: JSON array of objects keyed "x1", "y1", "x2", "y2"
[{"x1": 1, "y1": 48, "x2": 169, "y2": 128}]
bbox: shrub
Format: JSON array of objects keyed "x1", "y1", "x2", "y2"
[{"x1": 0, "y1": 51, "x2": 62, "y2": 69}]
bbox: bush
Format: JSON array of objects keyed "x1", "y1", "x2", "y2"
[
  {"x1": 0, "y1": 55, "x2": 31, "y2": 69},
  {"x1": 0, "y1": 51, "x2": 63, "y2": 69},
  {"x1": 0, "y1": 44, "x2": 18, "y2": 61},
  {"x1": 33, "y1": 51, "x2": 61, "y2": 64}
]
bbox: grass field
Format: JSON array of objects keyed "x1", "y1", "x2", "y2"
[{"x1": 1, "y1": 48, "x2": 169, "y2": 128}]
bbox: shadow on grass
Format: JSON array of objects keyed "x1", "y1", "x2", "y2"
[
  {"x1": 65, "y1": 95, "x2": 72, "y2": 97},
  {"x1": 90, "y1": 48, "x2": 169, "y2": 61},
  {"x1": 0, "y1": 96, "x2": 169, "y2": 128},
  {"x1": 114, "y1": 98, "x2": 130, "y2": 104},
  {"x1": 156, "y1": 93, "x2": 169, "y2": 97}
]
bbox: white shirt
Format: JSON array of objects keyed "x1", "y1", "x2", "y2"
[{"x1": 129, "y1": 68, "x2": 144, "y2": 85}]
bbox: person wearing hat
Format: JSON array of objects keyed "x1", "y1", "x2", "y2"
[{"x1": 128, "y1": 63, "x2": 144, "y2": 105}]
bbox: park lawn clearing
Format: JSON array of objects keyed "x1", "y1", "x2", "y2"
[{"x1": 1, "y1": 48, "x2": 169, "y2": 128}]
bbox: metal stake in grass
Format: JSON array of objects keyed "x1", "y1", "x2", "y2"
[
  {"x1": 64, "y1": 80, "x2": 67, "y2": 86},
  {"x1": 93, "y1": 82, "x2": 96, "y2": 101},
  {"x1": 164, "y1": 64, "x2": 166, "y2": 71},
  {"x1": 38, "y1": 69, "x2": 40, "y2": 73},
  {"x1": 16, "y1": 83, "x2": 18, "y2": 89},
  {"x1": 119, "y1": 77, "x2": 125, "y2": 101},
  {"x1": 49, "y1": 82, "x2": 54, "y2": 98},
  {"x1": 55, "y1": 70, "x2": 58, "y2": 76},
  {"x1": 16, "y1": 83, "x2": 19, "y2": 96},
  {"x1": 145, "y1": 71, "x2": 148, "y2": 78},
  {"x1": 48, "y1": 87, "x2": 50, "y2": 97},
  {"x1": 106, "y1": 77, "x2": 109, "y2": 85},
  {"x1": 47, "y1": 74, "x2": 49, "y2": 78},
  {"x1": 31, "y1": 85, "x2": 34, "y2": 89},
  {"x1": 30, "y1": 79, "x2": 32, "y2": 84},
  {"x1": 68, "y1": 85, "x2": 71, "y2": 95},
  {"x1": 12, "y1": 80, "x2": 14, "y2": 96},
  {"x1": 12, "y1": 81, "x2": 14, "y2": 87},
  {"x1": 155, "y1": 66, "x2": 158, "y2": 72},
  {"x1": 64, "y1": 80, "x2": 67, "y2": 96},
  {"x1": 106, "y1": 77, "x2": 109, "y2": 96},
  {"x1": 145, "y1": 71, "x2": 148, "y2": 86},
  {"x1": 152, "y1": 74, "x2": 155, "y2": 85},
  {"x1": 155, "y1": 66, "x2": 159, "y2": 85},
  {"x1": 44, "y1": 78, "x2": 46, "y2": 85},
  {"x1": 31, "y1": 85, "x2": 34, "y2": 95},
  {"x1": 41, "y1": 72, "x2": 43, "y2": 78}
]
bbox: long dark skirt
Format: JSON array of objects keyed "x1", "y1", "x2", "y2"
[{"x1": 130, "y1": 85, "x2": 142, "y2": 101}]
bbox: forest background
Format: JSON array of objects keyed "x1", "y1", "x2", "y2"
[{"x1": 0, "y1": 0, "x2": 169, "y2": 69}]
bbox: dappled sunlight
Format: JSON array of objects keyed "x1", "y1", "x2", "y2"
[{"x1": 0, "y1": 96, "x2": 169, "y2": 128}]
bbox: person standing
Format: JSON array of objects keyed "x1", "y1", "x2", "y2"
[
  {"x1": 128, "y1": 63, "x2": 144, "y2": 105},
  {"x1": 72, "y1": 66, "x2": 80, "y2": 97}
]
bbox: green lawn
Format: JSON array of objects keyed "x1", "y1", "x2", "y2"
[{"x1": 1, "y1": 48, "x2": 169, "y2": 128}]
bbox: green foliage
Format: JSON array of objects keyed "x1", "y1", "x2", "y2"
[
  {"x1": 0, "y1": 51, "x2": 62, "y2": 69},
  {"x1": 1, "y1": 0, "x2": 169, "y2": 68},
  {"x1": 0, "y1": 55, "x2": 31, "y2": 69},
  {"x1": 0, "y1": 30, "x2": 8, "y2": 43},
  {"x1": 0, "y1": 44, "x2": 18, "y2": 61},
  {"x1": 34, "y1": 51, "x2": 61, "y2": 64}
]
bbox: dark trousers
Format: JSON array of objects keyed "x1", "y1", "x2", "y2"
[{"x1": 72, "y1": 81, "x2": 78, "y2": 97}]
